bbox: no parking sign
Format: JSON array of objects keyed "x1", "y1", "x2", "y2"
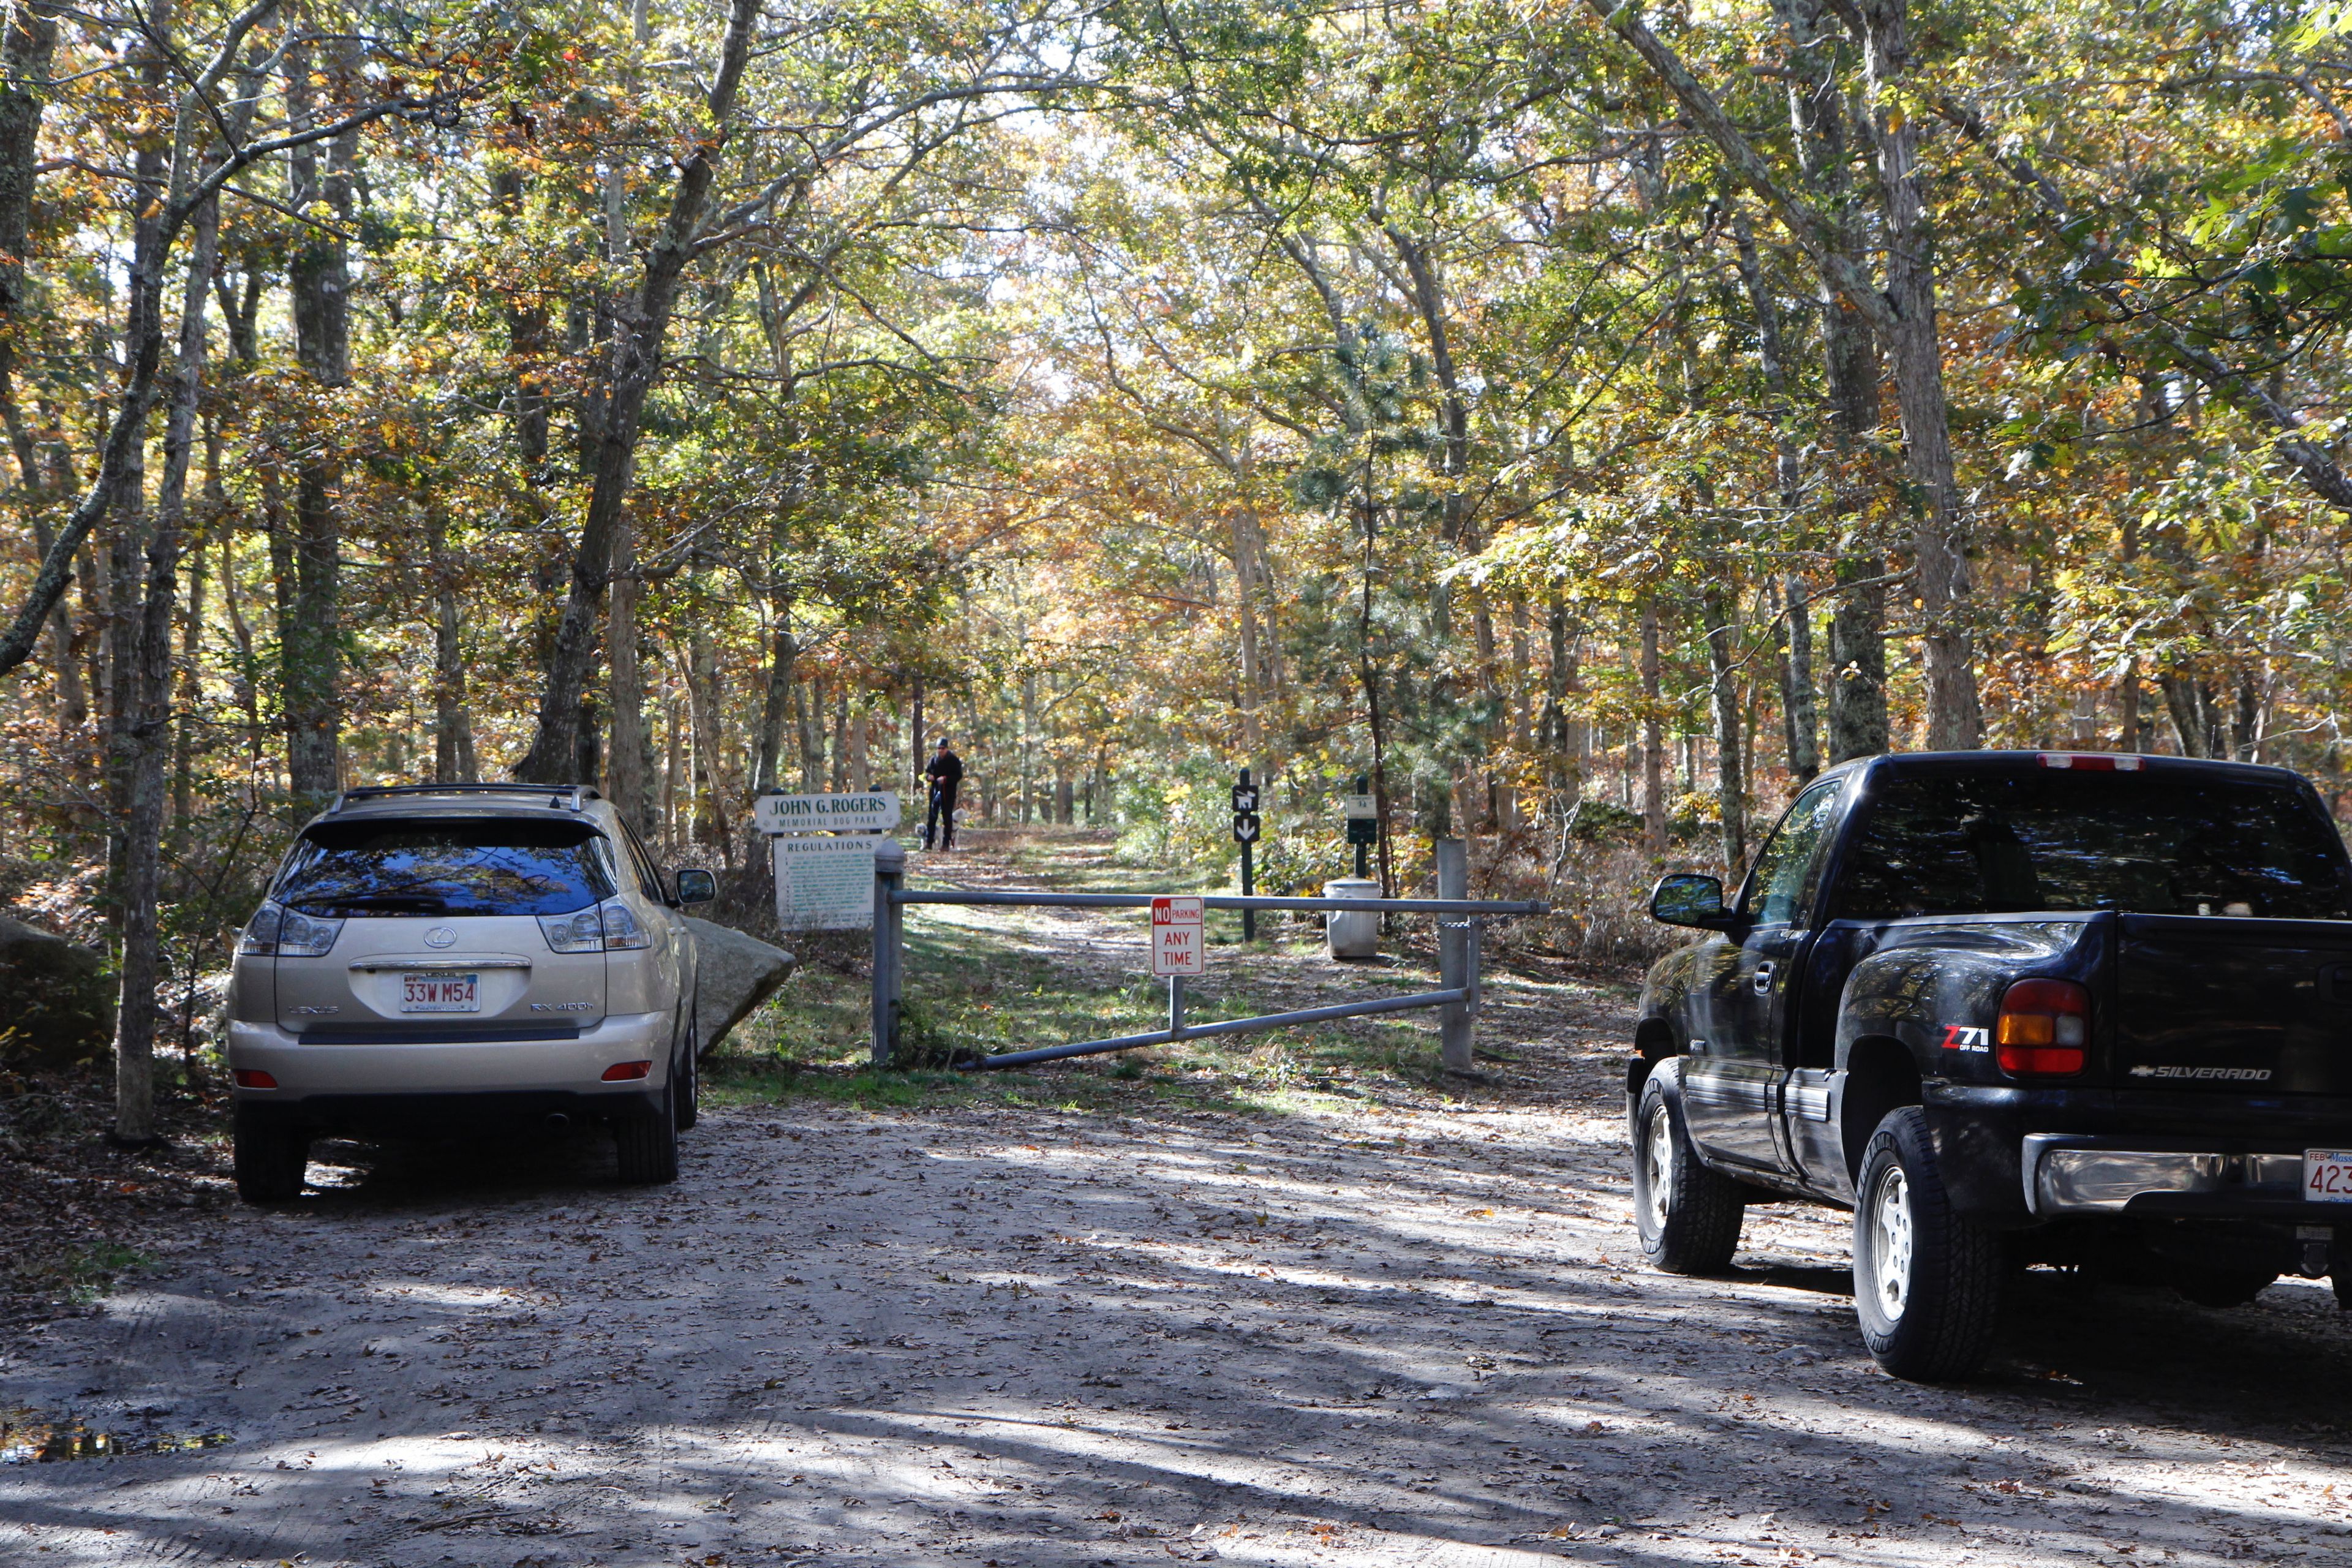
[{"x1": 1150, "y1": 896, "x2": 1204, "y2": 977}]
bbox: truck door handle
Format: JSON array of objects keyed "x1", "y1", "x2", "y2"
[{"x1": 1751, "y1": 961, "x2": 1777, "y2": 995}]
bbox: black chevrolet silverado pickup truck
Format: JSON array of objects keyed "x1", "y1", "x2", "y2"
[{"x1": 1631, "y1": 750, "x2": 2352, "y2": 1381}]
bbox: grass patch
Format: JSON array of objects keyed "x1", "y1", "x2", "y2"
[
  {"x1": 6, "y1": 1240, "x2": 156, "y2": 1308},
  {"x1": 704, "y1": 885, "x2": 1471, "y2": 1116}
]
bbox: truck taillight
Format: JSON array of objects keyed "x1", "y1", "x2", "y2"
[{"x1": 1996, "y1": 979, "x2": 2089, "y2": 1077}]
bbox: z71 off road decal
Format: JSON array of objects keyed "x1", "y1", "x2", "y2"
[
  {"x1": 1939, "y1": 1025, "x2": 1989, "y2": 1052},
  {"x1": 2128, "y1": 1065, "x2": 2273, "y2": 1082}
]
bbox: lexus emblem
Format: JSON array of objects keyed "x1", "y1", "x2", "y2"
[{"x1": 424, "y1": 926, "x2": 457, "y2": 949}]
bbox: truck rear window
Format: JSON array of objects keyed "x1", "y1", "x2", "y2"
[
  {"x1": 276, "y1": 819, "x2": 619, "y2": 917},
  {"x1": 1836, "y1": 772, "x2": 2352, "y2": 921}
]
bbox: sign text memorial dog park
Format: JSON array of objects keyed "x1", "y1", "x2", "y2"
[{"x1": 756, "y1": 791, "x2": 901, "y2": 932}]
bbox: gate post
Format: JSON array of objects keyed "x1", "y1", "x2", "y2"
[
  {"x1": 1435, "y1": 839, "x2": 1474, "y2": 1072},
  {"x1": 872, "y1": 839, "x2": 905, "y2": 1067}
]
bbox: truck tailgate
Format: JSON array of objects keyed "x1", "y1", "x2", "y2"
[{"x1": 2116, "y1": 914, "x2": 2352, "y2": 1096}]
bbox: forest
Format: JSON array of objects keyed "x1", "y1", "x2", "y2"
[{"x1": 7, "y1": 0, "x2": 2352, "y2": 1136}]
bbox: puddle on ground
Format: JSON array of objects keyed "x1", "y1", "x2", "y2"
[{"x1": 1, "y1": 1411, "x2": 233, "y2": 1464}]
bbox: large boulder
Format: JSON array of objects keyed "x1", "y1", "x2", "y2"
[
  {"x1": 0, "y1": 914, "x2": 115, "y2": 1073},
  {"x1": 684, "y1": 916, "x2": 794, "y2": 1058}
]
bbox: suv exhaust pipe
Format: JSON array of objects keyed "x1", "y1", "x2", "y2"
[{"x1": 544, "y1": 1112, "x2": 571, "y2": 1134}]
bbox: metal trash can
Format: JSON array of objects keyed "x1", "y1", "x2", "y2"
[{"x1": 1323, "y1": 878, "x2": 1381, "y2": 959}]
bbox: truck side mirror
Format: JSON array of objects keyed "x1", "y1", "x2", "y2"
[
  {"x1": 675, "y1": 867, "x2": 717, "y2": 906},
  {"x1": 1649, "y1": 872, "x2": 1735, "y2": 929}
]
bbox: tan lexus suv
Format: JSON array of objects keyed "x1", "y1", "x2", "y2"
[{"x1": 224, "y1": 784, "x2": 714, "y2": 1200}]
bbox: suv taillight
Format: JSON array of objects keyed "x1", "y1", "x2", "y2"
[
  {"x1": 236, "y1": 901, "x2": 342, "y2": 957},
  {"x1": 539, "y1": 897, "x2": 654, "y2": 954},
  {"x1": 1996, "y1": 979, "x2": 2089, "y2": 1077}
]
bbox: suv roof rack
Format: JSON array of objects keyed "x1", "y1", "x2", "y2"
[{"x1": 329, "y1": 783, "x2": 601, "y2": 813}]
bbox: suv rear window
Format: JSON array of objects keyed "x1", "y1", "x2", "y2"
[
  {"x1": 276, "y1": 819, "x2": 619, "y2": 917},
  {"x1": 1836, "y1": 772, "x2": 2352, "y2": 921}
]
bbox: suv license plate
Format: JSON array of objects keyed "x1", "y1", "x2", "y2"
[
  {"x1": 401, "y1": 973, "x2": 479, "y2": 1012},
  {"x1": 2305, "y1": 1150, "x2": 2352, "y2": 1202}
]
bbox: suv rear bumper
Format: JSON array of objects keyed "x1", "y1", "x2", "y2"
[
  {"x1": 227, "y1": 1011, "x2": 674, "y2": 1105},
  {"x1": 2024, "y1": 1134, "x2": 2351, "y2": 1219}
]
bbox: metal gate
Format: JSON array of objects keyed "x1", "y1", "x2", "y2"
[{"x1": 865, "y1": 842, "x2": 1545, "y2": 1071}]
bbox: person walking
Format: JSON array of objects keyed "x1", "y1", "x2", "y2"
[{"x1": 923, "y1": 736, "x2": 964, "y2": 851}]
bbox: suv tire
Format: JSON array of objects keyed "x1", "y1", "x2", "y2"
[
  {"x1": 233, "y1": 1109, "x2": 309, "y2": 1204},
  {"x1": 1632, "y1": 1071, "x2": 1746, "y2": 1275},
  {"x1": 674, "y1": 1003, "x2": 701, "y2": 1132},
  {"x1": 616, "y1": 1079, "x2": 679, "y2": 1186},
  {"x1": 1853, "y1": 1107, "x2": 2003, "y2": 1381}
]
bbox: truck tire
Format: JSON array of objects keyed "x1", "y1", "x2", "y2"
[
  {"x1": 2171, "y1": 1268, "x2": 2277, "y2": 1309},
  {"x1": 1853, "y1": 1107, "x2": 2004, "y2": 1381},
  {"x1": 1632, "y1": 1071, "x2": 1746, "y2": 1275},
  {"x1": 232, "y1": 1109, "x2": 309, "y2": 1204},
  {"x1": 616, "y1": 1081, "x2": 679, "y2": 1186}
]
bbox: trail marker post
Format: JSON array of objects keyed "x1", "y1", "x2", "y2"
[
  {"x1": 1231, "y1": 769, "x2": 1261, "y2": 940},
  {"x1": 1344, "y1": 777, "x2": 1378, "y2": 878}
]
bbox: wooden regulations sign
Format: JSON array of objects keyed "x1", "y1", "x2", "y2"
[
  {"x1": 1150, "y1": 895, "x2": 1205, "y2": 977},
  {"x1": 753, "y1": 791, "x2": 901, "y2": 835},
  {"x1": 772, "y1": 835, "x2": 878, "y2": 930}
]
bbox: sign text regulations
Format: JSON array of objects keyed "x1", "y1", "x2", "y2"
[{"x1": 1150, "y1": 895, "x2": 1205, "y2": 978}]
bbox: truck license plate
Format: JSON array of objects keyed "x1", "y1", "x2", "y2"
[
  {"x1": 401, "y1": 973, "x2": 479, "y2": 1012},
  {"x1": 2305, "y1": 1150, "x2": 2352, "y2": 1202}
]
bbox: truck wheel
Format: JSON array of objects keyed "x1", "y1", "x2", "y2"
[
  {"x1": 1632, "y1": 1073, "x2": 1746, "y2": 1275},
  {"x1": 2171, "y1": 1268, "x2": 2277, "y2": 1309},
  {"x1": 616, "y1": 1081, "x2": 679, "y2": 1186},
  {"x1": 1853, "y1": 1107, "x2": 2003, "y2": 1382},
  {"x1": 232, "y1": 1109, "x2": 309, "y2": 1204}
]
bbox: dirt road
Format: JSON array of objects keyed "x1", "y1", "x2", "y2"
[{"x1": 9, "y1": 844, "x2": 2352, "y2": 1566}]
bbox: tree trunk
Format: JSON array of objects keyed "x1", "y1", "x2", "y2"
[
  {"x1": 1017, "y1": 671, "x2": 1036, "y2": 823},
  {"x1": 1640, "y1": 600, "x2": 1665, "y2": 855},
  {"x1": 683, "y1": 624, "x2": 731, "y2": 867},
  {"x1": 428, "y1": 507, "x2": 475, "y2": 782},
  {"x1": 606, "y1": 509, "x2": 648, "y2": 825},
  {"x1": 280, "y1": 30, "x2": 354, "y2": 798},
  {"x1": 1230, "y1": 503, "x2": 1263, "y2": 761},
  {"x1": 796, "y1": 676, "x2": 821, "y2": 792},
  {"x1": 516, "y1": 0, "x2": 761, "y2": 782},
  {"x1": 661, "y1": 691, "x2": 682, "y2": 850},
  {"x1": 2119, "y1": 513, "x2": 2143, "y2": 750},
  {"x1": 908, "y1": 679, "x2": 924, "y2": 794},
  {"x1": 2163, "y1": 676, "x2": 2213, "y2": 758},
  {"x1": 848, "y1": 698, "x2": 870, "y2": 793},
  {"x1": 111, "y1": 126, "x2": 220, "y2": 1142},
  {"x1": 1703, "y1": 588, "x2": 1745, "y2": 875},
  {"x1": 1852, "y1": 0, "x2": 1979, "y2": 748},
  {"x1": 172, "y1": 535, "x2": 205, "y2": 824},
  {"x1": 754, "y1": 608, "x2": 796, "y2": 792}
]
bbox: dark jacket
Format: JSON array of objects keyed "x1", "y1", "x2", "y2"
[{"x1": 925, "y1": 750, "x2": 964, "y2": 796}]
